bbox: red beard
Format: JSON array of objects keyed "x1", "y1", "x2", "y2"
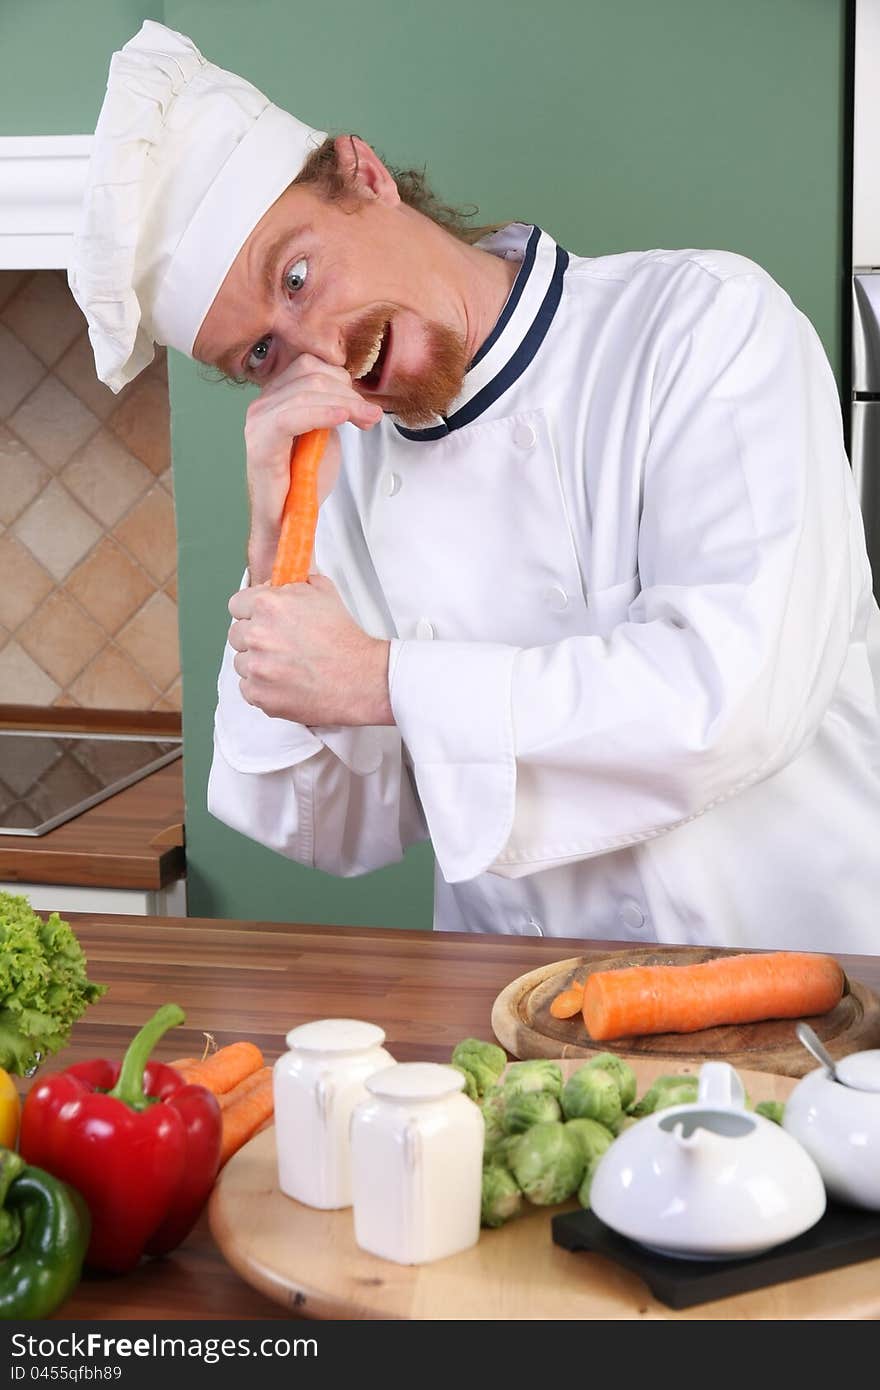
[{"x1": 345, "y1": 307, "x2": 469, "y2": 427}]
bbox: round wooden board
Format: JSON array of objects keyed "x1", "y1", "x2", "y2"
[
  {"x1": 490, "y1": 947, "x2": 880, "y2": 1077},
  {"x1": 208, "y1": 1058, "x2": 880, "y2": 1321}
]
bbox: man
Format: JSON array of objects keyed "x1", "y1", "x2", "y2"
[{"x1": 73, "y1": 22, "x2": 880, "y2": 950}]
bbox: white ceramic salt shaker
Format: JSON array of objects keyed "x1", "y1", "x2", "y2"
[
  {"x1": 274, "y1": 1018, "x2": 394, "y2": 1209},
  {"x1": 350, "y1": 1062, "x2": 484, "y2": 1265}
]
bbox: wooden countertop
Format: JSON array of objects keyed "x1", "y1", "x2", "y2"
[
  {"x1": 0, "y1": 760, "x2": 185, "y2": 891},
  {"x1": 35, "y1": 915, "x2": 880, "y2": 1322}
]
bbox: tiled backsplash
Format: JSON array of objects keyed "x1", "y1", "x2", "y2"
[{"x1": 0, "y1": 270, "x2": 180, "y2": 712}]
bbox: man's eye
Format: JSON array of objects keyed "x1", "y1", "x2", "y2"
[
  {"x1": 283, "y1": 258, "x2": 308, "y2": 294},
  {"x1": 246, "y1": 336, "x2": 272, "y2": 372}
]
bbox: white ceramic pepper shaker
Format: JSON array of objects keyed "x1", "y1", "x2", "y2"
[
  {"x1": 350, "y1": 1062, "x2": 484, "y2": 1265},
  {"x1": 273, "y1": 1018, "x2": 394, "y2": 1209}
]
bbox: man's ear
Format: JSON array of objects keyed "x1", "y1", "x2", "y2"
[{"x1": 333, "y1": 134, "x2": 400, "y2": 207}]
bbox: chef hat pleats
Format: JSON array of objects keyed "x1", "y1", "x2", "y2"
[{"x1": 69, "y1": 20, "x2": 327, "y2": 391}]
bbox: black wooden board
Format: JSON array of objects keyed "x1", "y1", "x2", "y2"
[{"x1": 551, "y1": 1203, "x2": 880, "y2": 1310}]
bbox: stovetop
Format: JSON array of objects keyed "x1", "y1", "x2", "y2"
[{"x1": 0, "y1": 730, "x2": 182, "y2": 836}]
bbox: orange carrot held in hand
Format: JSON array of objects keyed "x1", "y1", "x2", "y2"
[
  {"x1": 219, "y1": 1071, "x2": 274, "y2": 1166},
  {"x1": 550, "y1": 982, "x2": 585, "y2": 1019},
  {"x1": 175, "y1": 1041, "x2": 264, "y2": 1095},
  {"x1": 271, "y1": 429, "x2": 330, "y2": 586},
  {"x1": 582, "y1": 951, "x2": 845, "y2": 1042}
]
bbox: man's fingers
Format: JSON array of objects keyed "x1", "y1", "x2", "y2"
[
  {"x1": 228, "y1": 584, "x2": 266, "y2": 620},
  {"x1": 227, "y1": 620, "x2": 248, "y2": 652},
  {"x1": 266, "y1": 395, "x2": 381, "y2": 433},
  {"x1": 260, "y1": 354, "x2": 353, "y2": 396}
]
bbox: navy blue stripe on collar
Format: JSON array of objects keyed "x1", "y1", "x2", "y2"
[
  {"x1": 395, "y1": 242, "x2": 570, "y2": 442},
  {"x1": 467, "y1": 225, "x2": 541, "y2": 371}
]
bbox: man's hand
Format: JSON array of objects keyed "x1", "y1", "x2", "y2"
[
  {"x1": 244, "y1": 354, "x2": 382, "y2": 584},
  {"x1": 227, "y1": 576, "x2": 394, "y2": 727}
]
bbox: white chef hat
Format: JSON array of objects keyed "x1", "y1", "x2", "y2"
[{"x1": 69, "y1": 20, "x2": 327, "y2": 391}]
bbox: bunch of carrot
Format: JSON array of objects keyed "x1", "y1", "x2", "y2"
[{"x1": 170, "y1": 1041, "x2": 273, "y2": 1167}]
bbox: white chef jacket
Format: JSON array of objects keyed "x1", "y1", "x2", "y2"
[{"x1": 208, "y1": 223, "x2": 880, "y2": 952}]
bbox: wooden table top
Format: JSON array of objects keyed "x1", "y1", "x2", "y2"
[
  {"x1": 42, "y1": 915, "x2": 880, "y2": 1322},
  {"x1": 0, "y1": 761, "x2": 184, "y2": 891}
]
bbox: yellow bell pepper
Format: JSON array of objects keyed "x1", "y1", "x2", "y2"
[{"x1": 0, "y1": 1071, "x2": 21, "y2": 1150}]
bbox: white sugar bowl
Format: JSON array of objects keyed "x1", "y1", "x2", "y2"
[
  {"x1": 783, "y1": 1050, "x2": 880, "y2": 1210},
  {"x1": 274, "y1": 1018, "x2": 395, "y2": 1210},
  {"x1": 590, "y1": 1061, "x2": 826, "y2": 1259}
]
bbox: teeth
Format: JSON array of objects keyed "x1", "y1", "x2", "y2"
[{"x1": 353, "y1": 327, "x2": 385, "y2": 380}]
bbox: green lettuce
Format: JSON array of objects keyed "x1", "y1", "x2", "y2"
[{"x1": 0, "y1": 893, "x2": 106, "y2": 1074}]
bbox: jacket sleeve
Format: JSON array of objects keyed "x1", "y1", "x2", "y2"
[
  {"x1": 207, "y1": 592, "x2": 429, "y2": 877},
  {"x1": 389, "y1": 269, "x2": 861, "y2": 882}
]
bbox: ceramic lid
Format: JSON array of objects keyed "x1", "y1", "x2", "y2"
[
  {"x1": 365, "y1": 1063, "x2": 465, "y2": 1102},
  {"x1": 835, "y1": 1050, "x2": 880, "y2": 1093},
  {"x1": 285, "y1": 1019, "x2": 386, "y2": 1055}
]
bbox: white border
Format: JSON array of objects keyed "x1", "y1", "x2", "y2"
[{"x1": 0, "y1": 135, "x2": 92, "y2": 269}]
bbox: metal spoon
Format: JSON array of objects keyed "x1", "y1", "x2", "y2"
[{"x1": 796, "y1": 1022, "x2": 841, "y2": 1081}]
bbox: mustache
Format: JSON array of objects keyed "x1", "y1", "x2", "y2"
[{"x1": 344, "y1": 306, "x2": 394, "y2": 377}]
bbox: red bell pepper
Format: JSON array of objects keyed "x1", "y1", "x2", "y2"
[{"x1": 19, "y1": 1004, "x2": 221, "y2": 1274}]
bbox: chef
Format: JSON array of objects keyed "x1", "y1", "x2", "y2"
[{"x1": 73, "y1": 22, "x2": 880, "y2": 951}]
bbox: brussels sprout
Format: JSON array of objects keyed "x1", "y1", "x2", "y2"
[
  {"x1": 611, "y1": 1114, "x2": 638, "y2": 1136},
  {"x1": 451, "y1": 1038, "x2": 507, "y2": 1099},
  {"x1": 482, "y1": 1082, "x2": 506, "y2": 1124},
  {"x1": 503, "y1": 1059, "x2": 563, "y2": 1100},
  {"x1": 577, "y1": 1155, "x2": 607, "y2": 1210},
  {"x1": 450, "y1": 1063, "x2": 479, "y2": 1102},
  {"x1": 583, "y1": 1052, "x2": 638, "y2": 1111},
  {"x1": 755, "y1": 1100, "x2": 786, "y2": 1126},
  {"x1": 565, "y1": 1117, "x2": 615, "y2": 1164},
  {"x1": 481, "y1": 1165, "x2": 523, "y2": 1228},
  {"x1": 502, "y1": 1091, "x2": 562, "y2": 1135},
  {"x1": 481, "y1": 1084, "x2": 508, "y2": 1162},
  {"x1": 631, "y1": 1075, "x2": 699, "y2": 1117},
  {"x1": 507, "y1": 1121, "x2": 586, "y2": 1205},
  {"x1": 561, "y1": 1066, "x2": 623, "y2": 1129},
  {"x1": 487, "y1": 1134, "x2": 521, "y2": 1170},
  {"x1": 565, "y1": 1117, "x2": 616, "y2": 1210}
]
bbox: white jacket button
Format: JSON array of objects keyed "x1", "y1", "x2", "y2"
[
  {"x1": 415, "y1": 618, "x2": 435, "y2": 640},
  {"x1": 545, "y1": 585, "x2": 569, "y2": 611},
  {"x1": 513, "y1": 422, "x2": 537, "y2": 450},
  {"x1": 619, "y1": 900, "x2": 646, "y2": 930},
  {"x1": 381, "y1": 471, "x2": 402, "y2": 497}
]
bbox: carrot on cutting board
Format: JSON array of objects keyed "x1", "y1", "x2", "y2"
[
  {"x1": 219, "y1": 1071, "x2": 274, "y2": 1167},
  {"x1": 271, "y1": 428, "x2": 330, "y2": 586},
  {"x1": 582, "y1": 951, "x2": 845, "y2": 1042},
  {"x1": 175, "y1": 1041, "x2": 264, "y2": 1095},
  {"x1": 550, "y1": 983, "x2": 585, "y2": 1019}
]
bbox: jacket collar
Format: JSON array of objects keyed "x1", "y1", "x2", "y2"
[{"x1": 393, "y1": 224, "x2": 569, "y2": 442}]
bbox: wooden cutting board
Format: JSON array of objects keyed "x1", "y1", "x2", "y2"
[
  {"x1": 490, "y1": 947, "x2": 880, "y2": 1078},
  {"x1": 207, "y1": 1057, "x2": 880, "y2": 1320}
]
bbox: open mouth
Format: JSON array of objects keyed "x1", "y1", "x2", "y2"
[{"x1": 353, "y1": 321, "x2": 391, "y2": 392}]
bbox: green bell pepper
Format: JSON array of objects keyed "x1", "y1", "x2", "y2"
[{"x1": 0, "y1": 1148, "x2": 89, "y2": 1319}]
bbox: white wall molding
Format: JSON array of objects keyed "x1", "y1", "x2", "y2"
[
  {"x1": 854, "y1": 2, "x2": 880, "y2": 268},
  {"x1": 0, "y1": 135, "x2": 92, "y2": 269}
]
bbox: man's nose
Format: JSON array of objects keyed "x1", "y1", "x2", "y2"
[{"x1": 295, "y1": 311, "x2": 346, "y2": 369}]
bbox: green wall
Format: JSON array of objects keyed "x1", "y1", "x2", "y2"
[
  {"x1": 1, "y1": 1, "x2": 848, "y2": 927},
  {"x1": 0, "y1": 2, "x2": 163, "y2": 133}
]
